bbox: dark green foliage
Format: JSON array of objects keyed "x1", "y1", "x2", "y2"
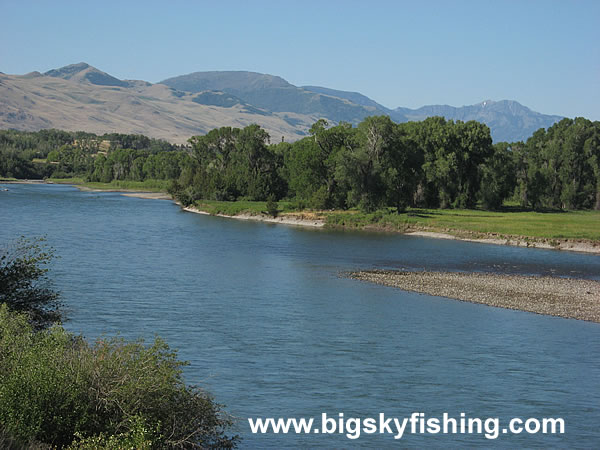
[
  {"x1": 479, "y1": 142, "x2": 516, "y2": 210},
  {"x1": 0, "y1": 237, "x2": 61, "y2": 330},
  {"x1": 513, "y1": 118, "x2": 600, "y2": 210},
  {"x1": 0, "y1": 129, "x2": 181, "y2": 181},
  {"x1": 2, "y1": 115, "x2": 598, "y2": 212},
  {"x1": 266, "y1": 194, "x2": 278, "y2": 217},
  {"x1": 166, "y1": 116, "x2": 600, "y2": 212},
  {"x1": 0, "y1": 305, "x2": 238, "y2": 448},
  {"x1": 177, "y1": 125, "x2": 286, "y2": 205}
]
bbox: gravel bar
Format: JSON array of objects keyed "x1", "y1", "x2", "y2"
[{"x1": 347, "y1": 270, "x2": 600, "y2": 323}]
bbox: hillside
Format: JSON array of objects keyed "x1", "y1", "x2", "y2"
[
  {"x1": 160, "y1": 71, "x2": 385, "y2": 123},
  {"x1": 0, "y1": 63, "x2": 564, "y2": 143},
  {"x1": 0, "y1": 65, "x2": 312, "y2": 144}
]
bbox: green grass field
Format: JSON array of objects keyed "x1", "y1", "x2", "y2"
[
  {"x1": 325, "y1": 208, "x2": 600, "y2": 241},
  {"x1": 190, "y1": 200, "x2": 599, "y2": 241}
]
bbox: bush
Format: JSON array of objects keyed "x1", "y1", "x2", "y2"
[
  {"x1": 0, "y1": 305, "x2": 238, "y2": 448},
  {"x1": 309, "y1": 186, "x2": 329, "y2": 210},
  {"x1": 0, "y1": 237, "x2": 61, "y2": 329},
  {"x1": 266, "y1": 194, "x2": 278, "y2": 217},
  {"x1": 289, "y1": 198, "x2": 307, "y2": 210}
]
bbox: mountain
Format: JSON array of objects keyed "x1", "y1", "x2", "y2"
[
  {"x1": 394, "y1": 100, "x2": 563, "y2": 142},
  {"x1": 160, "y1": 71, "x2": 386, "y2": 124},
  {"x1": 0, "y1": 65, "x2": 313, "y2": 143},
  {"x1": 302, "y1": 85, "x2": 393, "y2": 113},
  {"x1": 44, "y1": 62, "x2": 130, "y2": 88},
  {"x1": 0, "y1": 63, "x2": 565, "y2": 143},
  {"x1": 303, "y1": 86, "x2": 562, "y2": 142}
]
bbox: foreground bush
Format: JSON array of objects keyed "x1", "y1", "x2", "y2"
[
  {"x1": 0, "y1": 236, "x2": 61, "y2": 329},
  {"x1": 0, "y1": 304, "x2": 238, "y2": 448}
]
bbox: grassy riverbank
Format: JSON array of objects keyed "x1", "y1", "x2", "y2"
[
  {"x1": 190, "y1": 200, "x2": 600, "y2": 242},
  {"x1": 8, "y1": 178, "x2": 600, "y2": 247},
  {"x1": 326, "y1": 208, "x2": 600, "y2": 241},
  {"x1": 48, "y1": 177, "x2": 170, "y2": 192}
]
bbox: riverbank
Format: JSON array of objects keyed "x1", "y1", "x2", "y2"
[
  {"x1": 183, "y1": 205, "x2": 325, "y2": 227},
  {"x1": 404, "y1": 230, "x2": 600, "y2": 254},
  {"x1": 347, "y1": 270, "x2": 600, "y2": 323},
  {"x1": 4, "y1": 179, "x2": 599, "y2": 253},
  {"x1": 184, "y1": 202, "x2": 600, "y2": 254}
]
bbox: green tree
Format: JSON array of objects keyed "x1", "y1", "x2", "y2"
[
  {"x1": 0, "y1": 237, "x2": 61, "y2": 330},
  {"x1": 335, "y1": 116, "x2": 390, "y2": 211},
  {"x1": 479, "y1": 142, "x2": 516, "y2": 209},
  {"x1": 381, "y1": 123, "x2": 423, "y2": 212}
]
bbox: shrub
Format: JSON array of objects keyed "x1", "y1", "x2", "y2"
[
  {"x1": 309, "y1": 186, "x2": 329, "y2": 210},
  {"x1": 0, "y1": 305, "x2": 238, "y2": 448},
  {"x1": 266, "y1": 194, "x2": 278, "y2": 217},
  {"x1": 0, "y1": 236, "x2": 61, "y2": 329}
]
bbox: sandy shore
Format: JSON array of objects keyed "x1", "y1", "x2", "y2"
[
  {"x1": 1, "y1": 179, "x2": 46, "y2": 184},
  {"x1": 405, "y1": 230, "x2": 600, "y2": 254},
  {"x1": 183, "y1": 206, "x2": 325, "y2": 228},
  {"x1": 120, "y1": 192, "x2": 172, "y2": 200},
  {"x1": 70, "y1": 185, "x2": 172, "y2": 199},
  {"x1": 347, "y1": 270, "x2": 600, "y2": 323}
]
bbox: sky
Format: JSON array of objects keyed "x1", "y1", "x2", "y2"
[{"x1": 1, "y1": 0, "x2": 599, "y2": 119}]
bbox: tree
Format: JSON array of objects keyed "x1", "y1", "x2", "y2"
[
  {"x1": 479, "y1": 142, "x2": 516, "y2": 209},
  {"x1": 336, "y1": 116, "x2": 391, "y2": 211},
  {"x1": 381, "y1": 124, "x2": 423, "y2": 212},
  {"x1": 416, "y1": 118, "x2": 493, "y2": 208},
  {"x1": 0, "y1": 237, "x2": 61, "y2": 330}
]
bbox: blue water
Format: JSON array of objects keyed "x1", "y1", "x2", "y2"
[{"x1": 2, "y1": 183, "x2": 599, "y2": 448}]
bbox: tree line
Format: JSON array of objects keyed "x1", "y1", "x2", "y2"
[
  {"x1": 172, "y1": 116, "x2": 600, "y2": 211},
  {"x1": 0, "y1": 129, "x2": 180, "y2": 180},
  {"x1": 2, "y1": 116, "x2": 599, "y2": 211}
]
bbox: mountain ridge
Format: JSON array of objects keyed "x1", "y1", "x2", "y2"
[{"x1": 0, "y1": 63, "x2": 565, "y2": 143}]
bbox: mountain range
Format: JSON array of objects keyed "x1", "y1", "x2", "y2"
[{"x1": 0, "y1": 63, "x2": 564, "y2": 144}]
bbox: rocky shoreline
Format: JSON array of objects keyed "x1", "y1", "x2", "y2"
[{"x1": 347, "y1": 270, "x2": 600, "y2": 323}]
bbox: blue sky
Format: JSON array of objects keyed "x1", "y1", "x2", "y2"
[{"x1": 1, "y1": 0, "x2": 599, "y2": 119}]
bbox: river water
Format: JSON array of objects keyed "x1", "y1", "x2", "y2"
[{"x1": 1, "y1": 183, "x2": 599, "y2": 448}]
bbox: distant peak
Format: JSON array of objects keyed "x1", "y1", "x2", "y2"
[
  {"x1": 19, "y1": 71, "x2": 43, "y2": 79},
  {"x1": 43, "y1": 62, "x2": 128, "y2": 88},
  {"x1": 44, "y1": 62, "x2": 91, "y2": 76},
  {"x1": 160, "y1": 70, "x2": 292, "y2": 93}
]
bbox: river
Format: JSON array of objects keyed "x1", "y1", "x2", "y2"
[{"x1": 1, "y1": 183, "x2": 599, "y2": 447}]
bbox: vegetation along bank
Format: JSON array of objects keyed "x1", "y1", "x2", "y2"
[{"x1": 2, "y1": 115, "x2": 599, "y2": 251}]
